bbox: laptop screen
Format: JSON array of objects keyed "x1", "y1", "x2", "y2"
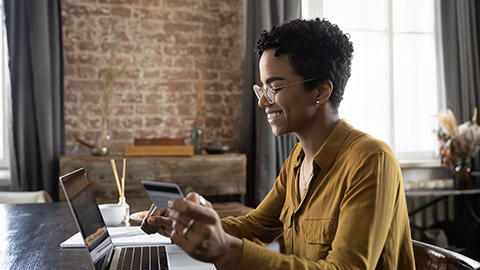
[{"x1": 60, "y1": 168, "x2": 114, "y2": 270}]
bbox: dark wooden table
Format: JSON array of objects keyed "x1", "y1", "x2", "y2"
[
  {"x1": 0, "y1": 202, "x2": 92, "y2": 269},
  {"x1": 0, "y1": 201, "x2": 253, "y2": 269}
]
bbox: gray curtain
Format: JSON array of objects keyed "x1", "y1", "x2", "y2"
[
  {"x1": 441, "y1": 0, "x2": 480, "y2": 171},
  {"x1": 441, "y1": 0, "x2": 480, "y2": 125},
  {"x1": 440, "y1": 0, "x2": 480, "y2": 256},
  {"x1": 239, "y1": 0, "x2": 300, "y2": 206},
  {"x1": 4, "y1": 0, "x2": 64, "y2": 200}
]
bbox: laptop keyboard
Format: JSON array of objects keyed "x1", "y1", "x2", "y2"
[{"x1": 116, "y1": 246, "x2": 168, "y2": 270}]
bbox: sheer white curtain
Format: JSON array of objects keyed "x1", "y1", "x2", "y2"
[{"x1": 0, "y1": 1, "x2": 12, "y2": 187}]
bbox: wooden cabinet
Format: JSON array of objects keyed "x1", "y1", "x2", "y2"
[{"x1": 59, "y1": 154, "x2": 246, "y2": 201}]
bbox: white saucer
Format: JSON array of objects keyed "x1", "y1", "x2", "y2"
[{"x1": 129, "y1": 211, "x2": 148, "y2": 223}]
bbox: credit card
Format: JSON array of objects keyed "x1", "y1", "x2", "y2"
[{"x1": 142, "y1": 181, "x2": 184, "y2": 208}]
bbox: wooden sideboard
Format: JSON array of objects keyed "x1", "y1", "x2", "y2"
[{"x1": 59, "y1": 154, "x2": 246, "y2": 201}]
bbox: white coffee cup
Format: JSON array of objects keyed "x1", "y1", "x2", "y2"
[{"x1": 99, "y1": 204, "x2": 125, "y2": 226}]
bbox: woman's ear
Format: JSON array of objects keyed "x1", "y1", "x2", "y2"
[{"x1": 316, "y1": 80, "x2": 333, "y2": 104}]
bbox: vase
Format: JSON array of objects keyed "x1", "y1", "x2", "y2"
[
  {"x1": 97, "y1": 122, "x2": 111, "y2": 156},
  {"x1": 190, "y1": 123, "x2": 202, "y2": 154},
  {"x1": 454, "y1": 163, "x2": 473, "y2": 190}
]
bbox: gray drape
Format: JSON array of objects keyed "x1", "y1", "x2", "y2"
[
  {"x1": 441, "y1": 0, "x2": 480, "y2": 171},
  {"x1": 440, "y1": 0, "x2": 480, "y2": 256},
  {"x1": 239, "y1": 0, "x2": 300, "y2": 206},
  {"x1": 4, "y1": 0, "x2": 64, "y2": 200},
  {"x1": 441, "y1": 0, "x2": 480, "y2": 124}
]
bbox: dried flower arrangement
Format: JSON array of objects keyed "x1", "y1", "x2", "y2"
[
  {"x1": 98, "y1": 51, "x2": 128, "y2": 147},
  {"x1": 195, "y1": 77, "x2": 206, "y2": 123},
  {"x1": 191, "y1": 78, "x2": 206, "y2": 154},
  {"x1": 436, "y1": 108, "x2": 480, "y2": 170}
]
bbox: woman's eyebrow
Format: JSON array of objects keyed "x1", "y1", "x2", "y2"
[{"x1": 265, "y1": 76, "x2": 284, "y2": 85}]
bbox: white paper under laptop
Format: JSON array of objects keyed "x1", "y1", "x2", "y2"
[
  {"x1": 59, "y1": 167, "x2": 214, "y2": 270},
  {"x1": 60, "y1": 226, "x2": 171, "y2": 248}
]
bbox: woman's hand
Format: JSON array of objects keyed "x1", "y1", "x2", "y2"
[
  {"x1": 168, "y1": 192, "x2": 243, "y2": 270},
  {"x1": 140, "y1": 204, "x2": 172, "y2": 237}
]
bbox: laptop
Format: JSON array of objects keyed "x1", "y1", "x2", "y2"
[{"x1": 59, "y1": 167, "x2": 215, "y2": 270}]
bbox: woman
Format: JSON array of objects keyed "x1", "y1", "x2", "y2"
[{"x1": 142, "y1": 18, "x2": 415, "y2": 269}]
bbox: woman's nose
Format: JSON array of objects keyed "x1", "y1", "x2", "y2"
[{"x1": 257, "y1": 93, "x2": 271, "y2": 108}]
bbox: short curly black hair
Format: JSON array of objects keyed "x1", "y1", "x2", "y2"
[{"x1": 256, "y1": 18, "x2": 354, "y2": 111}]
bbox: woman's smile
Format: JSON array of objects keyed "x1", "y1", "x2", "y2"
[{"x1": 267, "y1": 110, "x2": 283, "y2": 124}]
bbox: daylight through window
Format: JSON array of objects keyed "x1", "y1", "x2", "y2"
[{"x1": 302, "y1": 0, "x2": 444, "y2": 163}]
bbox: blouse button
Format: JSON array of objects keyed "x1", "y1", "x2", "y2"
[{"x1": 295, "y1": 225, "x2": 300, "y2": 232}]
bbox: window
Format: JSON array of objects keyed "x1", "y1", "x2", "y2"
[
  {"x1": 302, "y1": 0, "x2": 444, "y2": 164},
  {"x1": 0, "y1": 1, "x2": 11, "y2": 186}
]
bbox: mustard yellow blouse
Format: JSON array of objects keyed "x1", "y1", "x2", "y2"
[{"x1": 222, "y1": 119, "x2": 415, "y2": 269}]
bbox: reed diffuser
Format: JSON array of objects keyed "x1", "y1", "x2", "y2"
[{"x1": 110, "y1": 158, "x2": 130, "y2": 225}]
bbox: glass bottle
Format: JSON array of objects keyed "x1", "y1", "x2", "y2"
[
  {"x1": 191, "y1": 123, "x2": 202, "y2": 154},
  {"x1": 455, "y1": 163, "x2": 473, "y2": 190},
  {"x1": 118, "y1": 196, "x2": 130, "y2": 226}
]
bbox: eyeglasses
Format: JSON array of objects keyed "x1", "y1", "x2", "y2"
[{"x1": 252, "y1": 78, "x2": 317, "y2": 104}]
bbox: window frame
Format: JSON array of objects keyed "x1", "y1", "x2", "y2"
[{"x1": 301, "y1": 0, "x2": 445, "y2": 165}]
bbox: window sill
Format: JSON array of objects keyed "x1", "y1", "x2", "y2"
[
  {"x1": 0, "y1": 169, "x2": 10, "y2": 187},
  {"x1": 399, "y1": 159, "x2": 441, "y2": 169}
]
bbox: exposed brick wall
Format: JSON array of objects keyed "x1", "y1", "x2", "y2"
[{"x1": 62, "y1": 0, "x2": 245, "y2": 155}]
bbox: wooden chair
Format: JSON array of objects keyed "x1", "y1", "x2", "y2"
[{"x1": 413, "y1": 240, "x2": 480, "y2": 270}]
